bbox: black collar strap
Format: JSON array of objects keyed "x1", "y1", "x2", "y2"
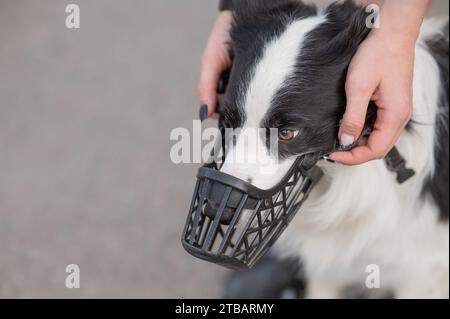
[
  {"x1": 384, "y1": 147, "x2": 416, "y2": 184},
  {"x1": 319, "y1": 127, "x2": 415, "y2": 185}
]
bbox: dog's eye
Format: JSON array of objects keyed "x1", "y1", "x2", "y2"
[{"x1": 278, "y1": 129, "x2": 300, "y2": 141}]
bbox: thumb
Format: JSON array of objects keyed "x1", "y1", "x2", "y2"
[{"x1": 339, "y1": 75, "x2": 378, "y2": 147}]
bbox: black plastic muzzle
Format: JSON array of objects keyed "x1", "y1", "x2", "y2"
[{"x1": 181, "y1": 155, "x2": 323, "y2": 270}]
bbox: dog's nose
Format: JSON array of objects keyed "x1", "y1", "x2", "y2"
[{"x1": 203, "y1": 201, "x2": 236, "y2": 225}]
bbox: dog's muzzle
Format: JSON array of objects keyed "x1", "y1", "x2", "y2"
[{"x1": 181, "y1": 150, "x2": 324, "y2": 270}]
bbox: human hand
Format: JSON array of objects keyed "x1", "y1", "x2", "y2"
[
  {"x1": 331, "y1": 0, "x2": 429, "y2": 165},
  {"x1": 197, "y1": 11, "x2": 233, "y2": 121}
]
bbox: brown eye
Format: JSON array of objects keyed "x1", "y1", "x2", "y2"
[{"x1": 278, "y1": 129, "x2": 299, "y2": 141}]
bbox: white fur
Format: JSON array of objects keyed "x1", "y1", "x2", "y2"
[
  {"x1": 224, "y1": 12, "x2": 449, "y2": 298},
  {"x1": 275, "y1": 19, "x2": 449, "y2": 299},
  {"x1": 221, "y1": 16, "x2": 326, "y2": 189},
  {"x1": 243, "y1": 16, "x2": 326, "y2": 128}
]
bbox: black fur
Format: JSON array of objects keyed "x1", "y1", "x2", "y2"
[
  {"x1": 223, "y1": 0, "x2": 317, "y2": 129},
  {"x1": 423, "y1": 23, "x2": 449, "y2": 221},
  {"x1": 221, "y1": 0, "x2": 449, "y2": 300},
  {"x1": 223, "y1": 0, "x2": 375, "y2": 158},
  {"x1": 265, "y1": 1, "x2": 375, "y2": 158}
]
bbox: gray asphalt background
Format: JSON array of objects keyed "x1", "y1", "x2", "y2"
[{"x1": 0, "y1": 0, "x2": 448, "y2": 298}]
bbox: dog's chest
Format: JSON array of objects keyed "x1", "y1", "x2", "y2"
[{"x1": 276, "y1": 194, "x2": 449, "y2": 292}]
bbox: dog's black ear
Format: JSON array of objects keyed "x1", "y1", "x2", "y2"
[
  {"x1": 324, "y1": 0, "x2": 372, "y2": 54},
  {"x1": 333, "y1": 1, "x2": 378, "y2": 142},
  {"x1": 328, "y1": 1, "x2": 375, "y2": 135},
  {"x1": 327, "y1": 1, "x2": 376, "y2": 138},
  {"x1": 292, "y1": 1, "x2": 371, "y2": 70}
]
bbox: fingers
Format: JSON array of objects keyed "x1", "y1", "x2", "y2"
[
  {"x1": 331, "y1": 103, "x2": 412, "y2": 165},
  {"x1": 198, "y1": 51, "x2": 224, "y2": 118},
  {"x1": 339, "y1": 67, "x2": 379, "y2": 148},
  {"x1": 197, "y1": 12, "x2": 233, "y2": 120},
  {"x1": 331, "y1": 128, "x2": 398, "y2": 165}
]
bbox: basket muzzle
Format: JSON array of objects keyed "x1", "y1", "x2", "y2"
[{"x1": 181, "y1": 154, "x2": 324, "y2": 270}]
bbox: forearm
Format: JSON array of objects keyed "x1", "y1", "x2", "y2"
[
  {"x1": 358, "y1": 0, "x2": 430, "y2": 40},
  {"x1": 218, "y1": 0, "x2": 429, "y2": 41}
]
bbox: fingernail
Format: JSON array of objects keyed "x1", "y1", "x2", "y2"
[
  {"x1": 323, "y1": 155, "x2": 336, "y2": 164},
  {"x1": 340, "y1": 134, "x2": 355, "y2": 147},
  {"x1": 199, "y1": 104, "x2": 208, "y2": 122}
]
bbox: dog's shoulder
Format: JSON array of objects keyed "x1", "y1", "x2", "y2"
[{"x1": 422, "y1": 20, "x2": 449, "y2": 221}]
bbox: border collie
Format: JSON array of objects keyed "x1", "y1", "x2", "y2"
[{"x1": 219, "y1": 0, "x2": 449, "y2": 298}]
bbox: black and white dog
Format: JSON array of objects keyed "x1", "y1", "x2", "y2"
[{"x1": 219, "y1": 0, "x2": 449, "y2": 298}]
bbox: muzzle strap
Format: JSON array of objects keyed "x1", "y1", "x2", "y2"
[
  {"x1": 324, "y1": 126, "x2": 415, "y2": 184},
  {"x1": 385, "y1": 147, "x2": 416, "y2": 184}
]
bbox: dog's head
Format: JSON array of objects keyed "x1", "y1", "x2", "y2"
[{"x1": 220, "y1": 0, "x2": 376, "y2": 189}]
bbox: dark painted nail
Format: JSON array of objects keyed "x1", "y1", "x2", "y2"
[
  {"x1": 199, "y1": 104, "x2": 208, "y2": 122},
  {"x1": 323, "y1": 155, "x2": 336, "y2": 164}
]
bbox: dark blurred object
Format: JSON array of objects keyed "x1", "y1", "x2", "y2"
[
  {"x1": 222, "y1": 255, "x2": 305, "y2": 299},
  {"x1": 216, "y1": 70, "x2": 230, "y2": 95}
]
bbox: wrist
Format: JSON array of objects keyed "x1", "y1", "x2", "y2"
[
  {"x1": 372, "y1": 0, "x2": 429, "y2": 47},
  {"x1": 375, "y1": 0, "x2": 429, "y2": 41},
  {"x1": 355, "y1": 0, "x2": 385, "y2": 6}
]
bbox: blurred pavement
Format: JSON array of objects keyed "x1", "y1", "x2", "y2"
[{"x1": 0, "y1": 0, "x2": 225, "y2": 298}]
